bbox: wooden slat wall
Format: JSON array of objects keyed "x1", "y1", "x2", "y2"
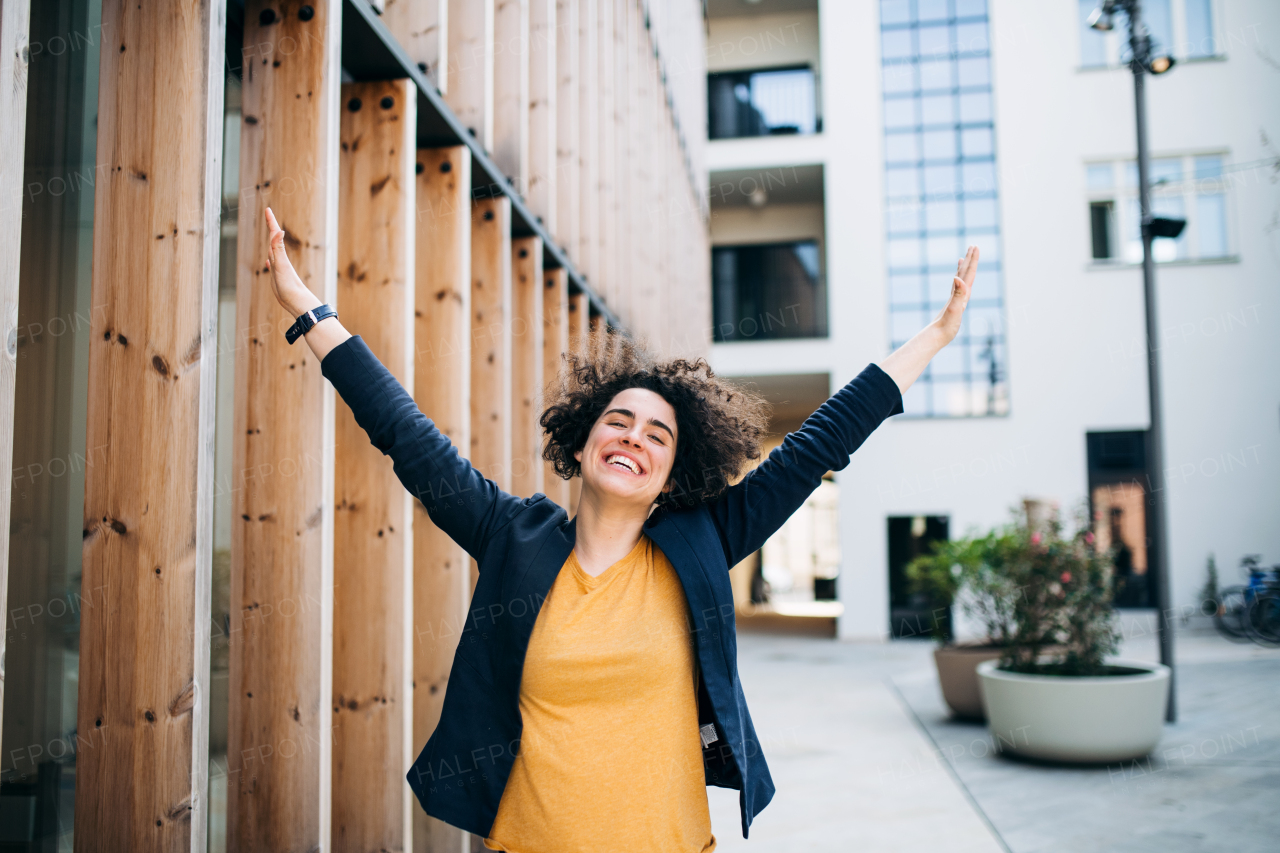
[
  {"x1": 566, "y1": 291, "x2": 587, "y2": 515},
  {"x1": 446, "y1": 0, "x2": 494, "y2": 150},
  {"x1": 0, "y1": 0, "x2": 31, "y2": 753},
  {"x1": 492, "y1": 0, "x2": 529, "y2": 193},
  {"x1": 332, "y1": 79, "x2": 417, "y2": 853},
  {"x1": 510, "y1": 236, "x2": 544, "y2": 498},
  {"x1": 383, "y1": 0, "x2": 450, "y2": 92},
  {"x1": 469, "y1": 197, "x2": 513, "y2": 491},
  {"x1": 554, "y1": 0, "x2": 578, "y2": 260},
  {"x1": 575, "y1": 0, "x2": 598, "y2": 283},
  {"x1": 527, "y1": 0, "x2": 556, "y2": 231},
  {"x1": 75, "y1": 1, "x2": 225, "y2": 849},
  {"x1": 541, "y1": 269, "x2": 570, "y2": 509},
  {"x1": 229, "y1": 3, "x2": 341, "y2": 850},
  {"x1": 410, "y1": 146, "x2": 472, "y2": 853},
  {"x1": 594, "y1": 0, "x2": 615, "y2": 311}
]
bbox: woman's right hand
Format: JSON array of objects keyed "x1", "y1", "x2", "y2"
[{"x1": 265, "y1": 207, "x2": 322, "y2": 317}]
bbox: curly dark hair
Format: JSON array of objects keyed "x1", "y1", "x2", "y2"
[{"x1": 540, "y1": 331, "x2": 772, "y2": 509}]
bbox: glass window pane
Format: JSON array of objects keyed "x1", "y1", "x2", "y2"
[
  {"x1": 961, "y1": 160, "x2": 997, "y2": 193},
  {"x1": 884, "y1": 96, "x2": 918, "y2": 129},
  {"x1": 882, "y1": 28, "x2": 914, "y2": 59},
  {"x1": 966, "y1": 305, "x2": 1005, "y2": 340},
  {"x1": 892, "y1": 309, "x2": 927, "y2": 342},
  {"x1": 887, "y1": 200, "x2": 922, "y2": 232},
  {"x1": 886, "y1": 131, "x2": 921, "y2": 163},
  {"x1": 955, "y1": 22, "x2": 990, "y2": 55},
  {"x1": 926, "y1": 198, "x2": 959, "y2": 230},
  {"x1": 961, "y1": 127, "x2": 993, "y2": 157},
  {"x1": 918, "y1": 25, "x2": 952, "y2": 57},
  {"x1": 1079, "y1": 0, "x2": 1108, "y2": 67},
  {"x1": 919, "y1": 58, "x2": 954, "y2": 89},
  {"x1": 924, "y1": 164, "x2": 959, "y2": 195},
  {"x1": 883, "y1": 60, "x2": 917, "y2": 93},
  {"x1": 886, "y1": 166, "x2": 921, "y2": 198},
  {"x1": 922, "y1": 129, "x2": 957, "y2": 160},
  {"x1": 1086, "y1": 163, "x2": 1113, "y2": 188},
  {"x1": 1144, "y1": 0, "x2": 1173, "y2": 55},
  {"x1": 881, "y1": 0, "x2": 912, "y2": 26},
  {"x1": 1185, "y1": 0, "x2": 1216, "y2": 57},
  {"x1": 955, "y1": 0, "x2": 987, "y2": 17},
  {"x1": 1150, "y1": 157, "x2": 1183, "y2": 186},
  {"x1": 921, "y1": 94, "x2": 955, "y2": 124},
  {"x1": 888, "y1": 237, "x2": 923, "y2": 268},
  {"x1": 1194, "y1": 155, "x2": 1223, "y2": 179},
  {"x1": 958, "y1": 91, "x2": 991, "y2": 122},
  {"x1": 956, "y1": 55, "x2": 990, "y2": 86},
  {"x1": 1125, "y1": 161, "x2": 1139, "y2": 187},
  {"x1": 930, "y1": 335, "x2": 965, "y2": 376},
  {"x1": 889, "y1": 273, "x2": 925, "y2": 305},
  {"x1": 928, "y1": 234, "x2": 963, "y2": 265},
  {"x1": 1197, "y1": 193, "x2": 1226, "y2": 257},
  {"x1": 917, "y1": 0, "x2": 949, "y2": 23},
  {"x1": 964, "y1": 197, "x2": 998, "y2": 228},
  {"x1": 968, "y1": 232, "x2": 1001, "y2": 265}
]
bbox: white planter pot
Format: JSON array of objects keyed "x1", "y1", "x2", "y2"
[{"x1": 976, "y1": 659, "x2": 1170, "y2": 763}]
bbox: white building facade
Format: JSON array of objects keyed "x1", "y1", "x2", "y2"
[{"x1": 704, "y1": 0, "x2": 1280, "y2": 639}]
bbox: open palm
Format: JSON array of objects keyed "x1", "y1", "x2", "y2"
[{"x1": 933, "y1": 245, "x2": 979, "y2": 344}]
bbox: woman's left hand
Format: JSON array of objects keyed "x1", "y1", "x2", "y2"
[{"x1": 932, "y1": 245, "x2": 979, "y2": 344}]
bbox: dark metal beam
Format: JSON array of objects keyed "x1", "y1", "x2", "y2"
[{"x1": 341, "y1": 0, "x2": 622, "y2": 330}]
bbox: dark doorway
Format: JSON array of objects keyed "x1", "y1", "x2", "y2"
[
  {"x1": 887, "y1": 516, "x2": 950, "y2": 639},
  {"x1": 1086, "y1": 431, "x2": 1154, "y2": 608}
]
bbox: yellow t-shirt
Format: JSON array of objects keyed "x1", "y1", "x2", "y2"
[{"x1": 484, "y1": 534, "x2": 717, "y2": 853}]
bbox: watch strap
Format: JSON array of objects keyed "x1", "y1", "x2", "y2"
[{"x1": 285, "y1": 304, "x2": 338, "y2": 344}]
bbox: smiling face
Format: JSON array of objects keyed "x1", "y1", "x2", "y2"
[{"x1": 574, "y1": 387, "x2": 679, "y2": 510}]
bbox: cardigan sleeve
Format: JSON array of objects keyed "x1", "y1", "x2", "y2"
[
  {"x1": 321, "y1": 335, "x2": 526, "y2": 562},
  {"x1": 707, "y1": 362, "x2": 903, "y2": 569}
]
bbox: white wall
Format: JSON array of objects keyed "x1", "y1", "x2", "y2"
[
  {"x1": 709, "y1": 0, "x2": 1280, "y2": 640},
  {"x1": 706, "y1": 10, "x2": 821, "y2": 73}
]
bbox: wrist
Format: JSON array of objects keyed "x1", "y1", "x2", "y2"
[
  {"x1": 923, "y1": 321, "x2": 954, "y2": 348},
  {"x1": 285, "y1": 289, "x2": 323, "y2": 318}
]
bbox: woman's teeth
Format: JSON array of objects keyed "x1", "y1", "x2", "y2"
[{"x1": 606, "y1": 455, "x2": 640, "y2": 474}]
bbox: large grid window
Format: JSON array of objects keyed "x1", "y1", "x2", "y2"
[{"x1": 880, "y1": 0, "x2": 1008, "y2": 417}]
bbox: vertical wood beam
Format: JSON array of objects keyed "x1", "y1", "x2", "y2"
[
  {"x1": 541, "y1": 269, "x2": 570, "y2": 509},
  {"x1": 527, "y1": 0, "x2": 556, "y2": 231},
  {"x1": 410, "y1": 146, "x2": 472, "y2": 853},
  {"x1": 229, "y1": 2, "x2": 341, "y2": 850},
  {"x1": 595, "y1": 0, "x2": 615, "y2": 306},
  {"x1": 75, "y1": 1, "x2": 225, "y2": 850},
  {"x1": 383, "y1": 0, "x2": 449, "y2": 92},
  {"x1": 553, "y1": 0, "x2": 578, "y2": 259},
  {"x1": 510, "y1": 237, "x2": 544, "y2": 498},
  {"x1": 576, "y1": 0, "x2": 598, "y2": 282},
  {"x1": 493, "y1": 0, "x2": 530, "y2": 194},
  {"x1": 0, "y1": 0, "x2": 31, "y2": 755},
  {"x1": 446, "y1": 0, "x2": 494, "y2": 150},
  {"x1": 332, "y1": 79, "x2": 417, "y2": 853},
  {"x1": 469, "y1": 196, "x2": 512, "y2": 490},
  {"x1": 566, "y1": 291, "x2": 587, "y2": 516}
]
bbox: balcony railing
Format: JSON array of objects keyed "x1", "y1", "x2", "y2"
[
  {"x1": 712, "y1": 241, "x2": 828, "y2": 341},
  {"x1": 708, "y1": 66, "x2": 820, "y2": 140}
]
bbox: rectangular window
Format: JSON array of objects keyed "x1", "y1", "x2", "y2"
[
  {"x1": 1090, "y1": 201, "x2": 1114, "y2": 259},
  {"x1": 708, "y1": 66, "x2": 819, "y2": 140},
  {"x1": 712, "y1": 242, "x2": 828, "y2": 342},
  {"x1": 1079, "y1": 0, "x2": 1108, "y2": 67},
  {"x1": 1185, "y1": 0, "x2": 1216, "y2": 58},
  {"x1": 880, "y1": 0, "x2": 1008, "y2": 417}
]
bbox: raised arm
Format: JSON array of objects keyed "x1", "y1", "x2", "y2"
[
  {"x1": 709, "y1": 246, "x2": 979, "y2": 567},
  {"x1": 264, "y1": 208, "x2": 527, "y2": 559}
]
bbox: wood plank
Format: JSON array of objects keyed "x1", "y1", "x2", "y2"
[
  {"x1": 446, "y1": 0, "x2": 494, "y2": 150},
  {"x1": 510, "y1": 237, "x2": 544, "y2": 498},
  {"x1": 382, "y1": 0, "x2": 449, "y2": 92},
  {"x1": 594, "y1": 0, "x2": 615, "y2": 309},
  {"x1": 228, "y1": 2, "x2": 341, "y2": 850},
  {"x1": 410, "y1": 146, "x2": 472, "y2": 853},
  {"x1": 493, "y1": 0, "x2": 529, "y2": 194},
  {"x1": 0, "y1": 0, "x2": 31, "y2": 761},
  {"x1": 469, "y1": 196, "x2": 512, "y2": 490},
  {"x1": 541, "y1": 269, "x2": 570, "y2": 509},
  {"x1": 554, "y1": 0, "x2": 578, "y2": 261},
  {"x1": 566, "y1": 291, "x2": 587, "y2": 516},
  {"x1": 575, "y1": 0, "x2": 597, "y2": 283},
  {"x1": 527, "y1": 0, "x2": 556, "y2": 231},
  {"x1": 75, "y1": 1, "x2": 225, "y2": 849},
  {"x1": 332, "y1": 79, "x2": 416, "y2": 853}
]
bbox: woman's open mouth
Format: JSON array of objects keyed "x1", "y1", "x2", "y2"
[{"x1": 604, "y1": 453, "x2": 643, "y2": 475}]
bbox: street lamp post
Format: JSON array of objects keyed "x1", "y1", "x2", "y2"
[{"x1": 1089, "y1": 0, "x2": 1182, "y2": 723}]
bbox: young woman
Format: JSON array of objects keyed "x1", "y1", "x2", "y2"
[{"x1": 264, "y1": 208, "x2": 979, "y2": 851}]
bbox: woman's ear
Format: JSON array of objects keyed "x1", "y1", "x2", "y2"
[{"x1": 573, "y1": 447, "x2": 582, "y2": 463}]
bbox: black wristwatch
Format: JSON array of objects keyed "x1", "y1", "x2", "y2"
[{"x1": 285, "y1": 304, "x2": 338, "y2": 344}]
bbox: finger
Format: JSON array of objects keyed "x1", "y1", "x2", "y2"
[{"x1": 265, "y1": 206, "x2": 280, "y2": 232}]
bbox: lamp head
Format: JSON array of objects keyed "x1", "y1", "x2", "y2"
[
  {"x1": 1147, "y1": 55, "x2": 1176, "y2": 74},
  {"x1": 1087, "y1": 6, "x2": 1114, "y2": 31}
]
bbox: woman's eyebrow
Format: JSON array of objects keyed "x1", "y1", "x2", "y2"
[{"x1": 603, "y1": 408, "x2": 675, "y2": 440}]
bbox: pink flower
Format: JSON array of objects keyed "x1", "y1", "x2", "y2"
[
  {"x1": 1031, "y1": 533, "x2": 1042, "y2": 545},
  {"x1": 1084, "y1": 532, "x2": 1095, "y2": 545},
  {"x1": 1061, "y1": 571, "x2": 1072, "y2": 583}
]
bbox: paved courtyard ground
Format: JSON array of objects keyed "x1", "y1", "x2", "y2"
[{"x1": 706, "y1": 617, "x2": 1280, "y2": 853}]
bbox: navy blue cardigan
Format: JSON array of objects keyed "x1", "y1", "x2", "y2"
[{"x1": 321, "y1": 336, "x2": 903, "y2": 840}]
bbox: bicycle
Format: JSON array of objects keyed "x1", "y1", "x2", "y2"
[{"x1": 1213, "y1": 556, "x2": 1280, "y2": 646}]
